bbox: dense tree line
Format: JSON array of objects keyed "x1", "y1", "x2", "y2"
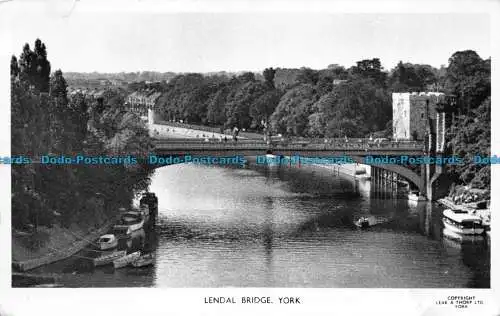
[
  {"x1": 154, "y1": 58, "x2": 433, "y2": 137},
  {"x1": 11, "y1": 39, "x2": 154, "y2": 231},
  {"x1": 444, "y1": 51, "x2": 491, "y2": 189}
]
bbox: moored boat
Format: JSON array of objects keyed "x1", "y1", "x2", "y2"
[
  {"x1": 408, "y1": 191, "x2": 426, "y2": 202},
  {"x1": 113, "y1": 251, "x2": 141, "y2": 269},
  {"x1": 442, "y1": 209, "x2": 484, "y2": 235},
  {"x1": 113, "y1": 212, "x2": 145, "y2": 235},
  {"x1": 354, "y1": 217, "x2": 370, "y2": 229},
  {"x1": 93, "y1": 250, "x2": 127, "y2": 267},
  {"x1": 97, "y1": 234, "x2": 118, "y2": 250},
  {"x1": 442, "y1": 227, "x2": 484, "y2": 243},
  {"x1": 130, "y1": 253, "x2": 155, "y2": 268}
]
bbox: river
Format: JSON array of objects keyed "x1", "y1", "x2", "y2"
[{"x1": 34, "y1": 162, "x2": 490, "y2": 287}]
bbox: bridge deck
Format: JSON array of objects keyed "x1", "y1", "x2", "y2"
[{"x1": 152, "y1": 139, "x2": 425, "y2": 156}]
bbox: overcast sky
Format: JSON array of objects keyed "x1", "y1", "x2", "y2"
[{"x1": 2, "y1": 4, "x2": 491, "y2": 73}]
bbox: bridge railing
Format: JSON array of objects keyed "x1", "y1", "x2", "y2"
[{"x1": 153, "y1": 139, "x2": 425, "y2": 151}]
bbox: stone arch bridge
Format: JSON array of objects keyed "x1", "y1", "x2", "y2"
[{"x1": 145, "y1": 138, "x2": 449, "y2": 200}]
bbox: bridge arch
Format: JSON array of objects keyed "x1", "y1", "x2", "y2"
[{"x1": 349, "y1": 156, "x2": 425, "y2": 193}]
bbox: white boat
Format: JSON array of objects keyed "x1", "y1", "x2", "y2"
[
  {"x1": 408, "y1": 191, "x2": 426, "y2": 201},
  {"x1": 442, "y1": 228, "x2": 484, "y2": 243},
  {"x1": 113, "y1": 251, "x2": 141, "y2": 269},
  {"x1": 113, "y1": 212, "x2": 144, "y2": 235},
  {"x1": 442, "y1": 209, "x2": 484, "y2": 235},
  {"x1": 97, "y1": 234, "x2": 118, "y2": 250},
  {"x1": 354, "y1": 217, "x2": 370, "y2": 229},
  {"x1": 93, "y1": 250, "x2": 127, "y2": 267}
]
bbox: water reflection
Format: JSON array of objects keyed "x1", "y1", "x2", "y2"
[
  {"x1": 30, "y1": 163, "x2": 490, "y2": 288},
  {"x1": 146, "y1": 163, "x2": 489, "y2": 288}
]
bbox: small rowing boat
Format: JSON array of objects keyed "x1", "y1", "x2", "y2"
[
  {"x1": 97, "y1": 234, "x2": 118, "y2": 250},
  {"x1": 354, "y1": 217, "x2": 370, "y2": 229},
  {"x1": 408, "y1": 191, "x2": 426, "y2": 202},
  {"x1": 93, "y1": 250, "x2": 127, "y2": 267},
  {"x1": 113, "y1": 212, "x2": 145, "y2": 236}
]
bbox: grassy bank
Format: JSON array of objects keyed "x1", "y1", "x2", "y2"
[{"x1": 12, "y1": 215, "x2": 118, "y2": 272}]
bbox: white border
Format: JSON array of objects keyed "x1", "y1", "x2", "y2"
[{"x1": 0, "y1": 1, "x2": 499, "y2": 315}]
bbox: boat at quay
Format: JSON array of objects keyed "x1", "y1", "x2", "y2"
[
  {"x1": 97, "y1": 234, "x2": 118, "y2": 250},
  {"x1": 442, "y1": 209, "x2": 484, "y2": 235},
  {"x1": 113, "y1": 212, "x2": 144, "y2": 236}
]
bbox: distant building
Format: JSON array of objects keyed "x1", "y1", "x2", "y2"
[
  {"x1": 392, "y1": 92, "x2": 445, "y2": 141},
  {"x1": 332, "y1": 79, "x2": 348, "y2": 85},
  {"x1": 125, "y1": 90, "x2": 162, "y2": 121}
]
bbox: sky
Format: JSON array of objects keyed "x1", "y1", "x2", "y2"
[{"x1": 1, "y1": 2, "x2": 491, "y2": 73}]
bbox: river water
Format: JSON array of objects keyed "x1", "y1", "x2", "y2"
[{"x1": 36, "y1": 162, "x2": 490, "y2": 287}]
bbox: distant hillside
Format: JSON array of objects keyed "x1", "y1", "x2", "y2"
[{"x1": 64, "y1": 71, "x2": 178, "y2": 82}]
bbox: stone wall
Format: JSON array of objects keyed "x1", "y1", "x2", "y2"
[
  {"x1": 392, "y1": 93, "x2": 410, "y2": 140},
  {"x1": 393, "y1": 92, "x2": 444, "y2": 141}
]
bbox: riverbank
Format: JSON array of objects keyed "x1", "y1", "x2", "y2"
[
  {"x1": 150, "y1": 121, "x2": 264, "y2": 139},
  {"x1": 12, "y1": 217, "x2": 117, "y2": 272},
  {"x1": 149, "y1": 121, "x2": 265, "y2": 140},
  {"x1": 149, "y1": 123, "x2": 228, "y2": 139}
]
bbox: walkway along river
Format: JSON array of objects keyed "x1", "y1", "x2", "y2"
[{"x1": 31, "y1": 161, "x2": 490, "y2": 287}]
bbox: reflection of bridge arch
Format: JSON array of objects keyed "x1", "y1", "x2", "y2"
[
  {"x1": 144, "y1": 154, "x2": 425, "y2": 196},
  {"x1": 349, "y1": 156, "x2": 424, "y2": 193}
]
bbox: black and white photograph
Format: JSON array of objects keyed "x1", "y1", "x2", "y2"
[{"x1": 0, "y1": 0, "x2": 499, "y2": 315}]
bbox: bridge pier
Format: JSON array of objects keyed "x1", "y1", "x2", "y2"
[
  {"x1": 426, "y1": 157, "x2": 453, "y2": 201},
  {"x1": 370, "y1": 166, "x2": 401, "y2": 199}
]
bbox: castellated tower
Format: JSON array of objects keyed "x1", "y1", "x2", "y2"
[{"x1": 392, "y1": 92, "x2": 445, "y2": 141}]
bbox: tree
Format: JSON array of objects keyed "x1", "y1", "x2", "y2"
[
  {"x1": 237, "y1": 72, "x2": 256, "y2": 83},
  {"x1": 389, "y1": 61, "x2": 423, "y2": 92},
  {"x1": 263, "y1": 67, "x2": 276, "y2": 88},
  {"x1": 11, "y1": 39, "x2": 154, "y2": 232},
  {"x1": 225, "y1": 80, "x2": 267, "y2": 129},
  {"x1": 447, "y1": 97, "x2": 490, "y2": 188},
  {"x1": 296, "y1": 67, "x2": 319, "y2": 85},
  {"x1": 318, "y1": 79, "x2": 391, "y2": 137},
  {"x1": 17, "y1": 39, "x2": 51, "y2": 93},
  {"x1": 18, "y1": 43, "x2": 36, "y2": 88},
  {"x1": 50, "y1": 70, "x2": 68, "y2": 105},
  {"x1": 249, "y1": 89, "x2": 281, "y2": 130},
  {"x1": 307, "y1": 93, "x2": 336, "y2": 136},
  {"x1": 445, "y1": 50, "x2": 490, "y2": 113},
  {"x1": 34, "y1": 39, "x2": 51, "y2": 92},
  {"x1": 11, "y1": 55, "x2": 19, "y2": 78},
  {"x1": 206, "y1": 85, "x2": 229, "y2": 126},
  {"x1": 270, "y1": 84, "x2": 316, "y2": 136},
  {"x1": 351, "y1": 58, "x2": 387, "y2": 86}
]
